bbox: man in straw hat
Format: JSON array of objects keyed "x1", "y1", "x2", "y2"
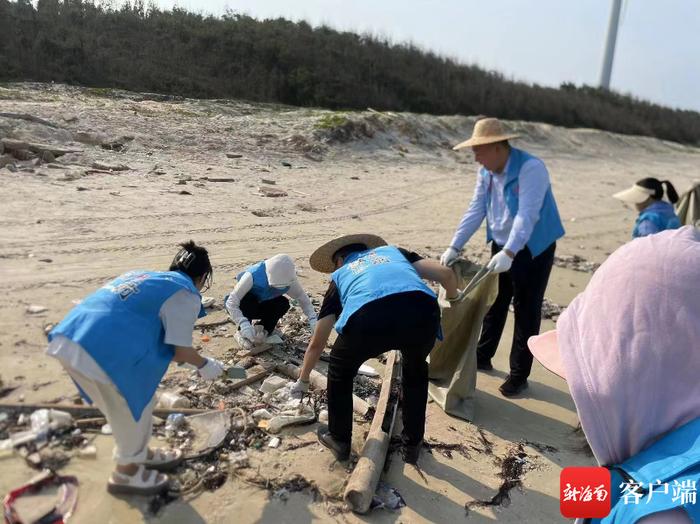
[
  {"x1": 440, "y1": 117, "x2": 565, "y2": 397},
  {"x1": 291, "y1": 234, "x2": 459, "y2": 464}
]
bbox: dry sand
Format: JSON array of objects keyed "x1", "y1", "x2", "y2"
[{"x1": 1, "y1": 83, "x2": 699, "y2": 523}]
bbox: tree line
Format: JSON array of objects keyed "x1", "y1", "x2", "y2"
[{"x1": 1, "y1": 0, "x2": 699, "y2": 145}]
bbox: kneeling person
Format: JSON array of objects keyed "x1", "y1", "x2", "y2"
[
  {"x1": 293, "y1": 234, "x2": 459, "y2": 464},
  {"x1": 225, "y1": 254, "x2": 317, "y2": 349},
  {"x1": 47, "y1": 241, "x2": 225, "y2": 495}
]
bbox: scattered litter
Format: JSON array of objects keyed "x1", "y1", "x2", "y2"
[
  {"x1": 77, "y1": 445, "x2": 98, "y2": 459},
  {"x1": 370, "y1": 482, "x2": 406, "y2": 511},
  {"x1": 3, "y1": 471, "x2": 78, "y2": 523},
  {"x1": 30, "y1": 409, "x2": 73, "y2": 433},
  {"x1": 229, "y1": 450, "x2": 249, "y2": 469},
  {"x1": 259, "y1": 376, "x2": 288, "y2": 394},
  {"x1": 226, "y1": 367, "x2": 247, "y2": 379},
  {"x1": 541, "y1": 298, "x2": 566, "y2": 321},
  {"x1": 265, "y1": 334, "x2": 284, "y2": 345},
  {"x1": 261, "y1": 178, "x2": 276, "y2": 185},
  {"x1": 358, "y1": 364, "x2": 380, "y2": 377},
  {"x1": 554, "y1": 255, "x2": 599, "y2": 273},
  {"x1": 281, "y1": 161, "x2": 292, "y2": 167},
  {"x1": 266, "y1": 409, "x2": 315, "y2": 434},
  {"x1": 318, "y1": 410, "x2": 329, "y2": 424},
  {"x1": 26, "y1": 305, "x2": 48, "y2": 315},
  {"x1": 101, "y1": 423, "x2": 112, "y2": 435},
  {"x1": 165, "y1": 413, "x2": 187, "y2": 437},
  {"x1": 91, "y1": 161, "x2": 130, "y2": 171},
  {"x1": 157, "y1": 391, "x2": 191, "y2": 409},
  {"x1": 268, "y1": 437, "x2": 280, "y2": 449},
  {"x1": 252, "y1": 409, "x2": 272, "y2": 422},
  {"x1": 201, "y1": 335, "x2": 211, "y2": 343},
  {"x1": 226, "y1": 153, "x2": 243, "y2": 159},
  {"x1": 187, "y1": 410, "x2": 231, "y2": 451}
]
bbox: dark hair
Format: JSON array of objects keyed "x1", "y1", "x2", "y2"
[
  {"x1": 636, "y1": 178, "x2": 679, "y2": 204},
  {"x1": 332, "y1": 243, "x2": 367, "y2": 263},
  {"x1": 169, "y1": 240, "x2": 212, "y2": 286}
]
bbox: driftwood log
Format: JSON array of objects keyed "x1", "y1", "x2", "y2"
[
  {"x1": 344, "y1": 350, "x2": 400, "y2": 514},
  {"x1": 1, "y1": 138, "x2": 81, "y2": 159}
]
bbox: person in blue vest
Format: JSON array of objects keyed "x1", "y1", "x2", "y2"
[
  {"x1": 613, "y1": 177, "x2": 681, "y2": 238},
  {"x1": 47, "y1": 241, "x2": 226, "y2": 495},
  {"x1": 225, "y1": 254, "x2": 317, "y2": 350},
  {"x1": 291, "y1": 234, "x2": 460, "y2": 464},
  {"x1": 440, "y1": 117, "x2": 565, "y2": 397},
  {"x1": 528, "y1": 226, "x2": 700, "y2": 523}
]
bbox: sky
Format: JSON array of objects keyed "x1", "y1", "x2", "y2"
[{"x1": 151, "y1": 0, "x2": 700, "y2": 112}]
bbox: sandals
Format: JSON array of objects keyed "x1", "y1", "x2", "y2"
[
  {"x1": 107, "y1": 465, "x2": 169, "y2": 495},
  {"x1": 142, "y1": 448, "x2": 183, "y2": 471}
]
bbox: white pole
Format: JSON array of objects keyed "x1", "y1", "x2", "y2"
[{"x1": 600, "y1": 0, "x2": 623, "y2": 89}]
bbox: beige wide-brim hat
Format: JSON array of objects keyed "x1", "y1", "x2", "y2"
[
  {"x1": 453, "y1": 117, "x2": 520, "y2": 150},
  {"x1": 310, "y1": 233, "x2": 387, "y2": 273},
  {"x1": 612, "y1": 184, "x2": 656, "y2": 204}
]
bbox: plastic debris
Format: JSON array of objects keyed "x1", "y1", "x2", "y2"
[
  {"x1": 26, "y1": 305, "x2": 48, "y2": 314},
  {"x1": 77, "y1": 445, "x2": 97, "y2": 459},
  {"x1": 266, "y1": 410, "x2": 315, "y2": 434},
  {"x1": 259, "y1": 375, "x2": 288, "y2": 394},
  {"x1": 157, "y1": 391, "x2": 191, "y2": 409},
  {"x1": 358, "y1": 364, "x2": 380, "y2": 377},
  {"x1": 268, "y1": 437, "x2": 280, "y2": 449},
  {"x1": 228, "y1": 451, "x2": 249, "y2": 469},
  {"x1": 0, "y1": 439, "x2": 14, "y2": 459},
  {"x1": 165, "y1": 414, "x2": 187, "y2": 436},
  {"x1": 3, "y1": 471, "x2": 78, "y2": 523},
  {"x1": 201, "y1": 335, "x2": 211, "y2": 343},
  {"x1": 265, "y1": 334, "x2": 284, "y2": 345},
  {"x1": 226, "y1": 367, "x2": 247, "y2": 379},
  {"x1": 252, "y1": 409, "x2": 272, "y2": 422},
  {"x1": 187, "y1": 411, "x2": 231, "y2": 452},
  {"x1": 370, "y1": 482, "x2": 406, "y2": 511},
  {"x1": 30, "y1": 409, "x2": 73, "y2": 433},
  {"x1": 101, "y1": 423, "x2": 112, "y2": 435}
]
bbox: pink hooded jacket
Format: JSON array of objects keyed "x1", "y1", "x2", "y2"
[{"x1": 557, "y1": 226, "x2": 700, "y2": 524}]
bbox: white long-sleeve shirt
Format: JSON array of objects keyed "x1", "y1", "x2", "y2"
[
  {"x1": 449, "y1": 155, "x2": 551, "y2": 254},
  {"x1": 225, "y1": 272, "x2": 316, "y2": 325}
]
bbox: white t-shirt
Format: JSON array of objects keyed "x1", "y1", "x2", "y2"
[{"x1": 47, "y1": 289, "x2": 201, "y2": 384}]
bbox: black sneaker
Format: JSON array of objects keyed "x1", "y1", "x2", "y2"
[
  {"x1": 499, "y1": 376, "x2": 528, "y2": 397},
  {"x1": 402, "y1": 440, "x2": 422, "y2": 465},
  {"x1": 317, "y1": 424, "x2": 350, "y2": 461},
  {"x1": 477, "y1": 358, "x2": 493, "y2": 371}
]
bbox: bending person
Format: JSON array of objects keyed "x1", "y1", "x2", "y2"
[{"x1": 47, "y1": 241, "x2": 225, "y2": 495}]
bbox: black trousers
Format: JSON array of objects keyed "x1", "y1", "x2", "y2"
[
  {"x1": 476, "y1": 242, "x2": 556, "y2": 381},
  {"x1": 239, "y1": 293, "x2": 290, "y2": 334},
  {"x1": 327, "y1": 291, "x2": 441, "y2": 446}
]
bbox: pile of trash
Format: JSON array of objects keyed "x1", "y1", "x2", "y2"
[
  {"x1": 0, "y1": 408, "x2": 96, "y2": 470},
  {"x1": 540, "y1": 298, "x2": 566, "y2": 321}
]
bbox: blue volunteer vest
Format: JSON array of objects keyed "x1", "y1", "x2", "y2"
[
  {"x1": 237, "y1": 261, "x2": 290, "y2": 302},
  {"x1": 482, "y1": 147, "x2": 565, "y2": 257},
  {"x1": 589, "y1": 417, "x2": 700, "y2": 524},
  {"x1": 331, "y1": 245, "x2": 437, "y2": 334},
  {"x1": 49, "y1": 270, "x2": 206, "y2": 421},
  {"x1": 633, "y1": 202, "x2": 682, "y2": 238}
]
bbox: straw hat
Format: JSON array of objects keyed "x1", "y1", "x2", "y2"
[
  {"x1": 612, "y1": 184, "x2": 656, "y2": 204},
  {"x1": 453, "y1": 118, "x2": 520, "y2": 150},
  {"x1": 310, "y1": 233, "x2": 387, "y2": 273}
]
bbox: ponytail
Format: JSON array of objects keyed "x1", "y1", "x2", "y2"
[{"x1": 662, "y1": 181, "x2": 679, "y2": 204}]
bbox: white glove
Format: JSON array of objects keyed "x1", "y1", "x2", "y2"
[
  {"x1": 290, "y1": 379, "x2": 310, "y2": 398},
  {"x1": 198, "y1": 358, "x2": 225, "y2": 380},
  {"x1": 309, "y1": 318, "x2": 318, "y2": 333},
  {"x1": 440, "y1": 247, "x2": 458, "y2": 266},
  {"x1": 487, "y1": 251, "x2": 513, "y2": 274},
  {"x1": 238, "y1": 320, "x2": 256, "y2": 343}
]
